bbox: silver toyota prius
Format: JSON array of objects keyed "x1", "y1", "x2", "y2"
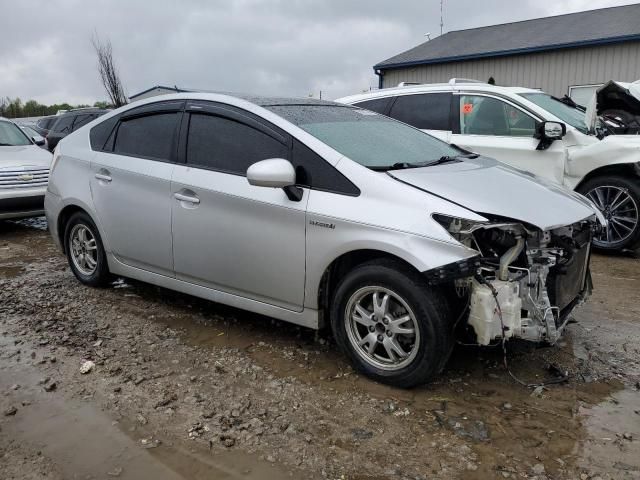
[{"x1": 45, "y1": 93, "x2": 601, "y2": 387}]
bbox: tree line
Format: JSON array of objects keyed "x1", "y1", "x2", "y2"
[{"x1": 0, "y1": 97, "x2": 111, "y2": 119}]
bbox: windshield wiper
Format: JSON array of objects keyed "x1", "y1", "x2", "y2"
[
  {"x1": 369, "y1": 153, "x2": 479, "y2": 171},
  {"x1": 0, "y1": 143, "x2": 14, "y2": 146},
  {"x1": 423, "y1": 153, "x2": 479, "y2": 167},
  {"x1": 369, "y1": 162, "x2": 425, "y2": 171}
]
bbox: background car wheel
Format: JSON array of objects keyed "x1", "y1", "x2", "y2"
[
  {"x1": 578, "y1": 175, "x2": 640, "y2": 252},
  {"x1": 64, "y1": 211, "x2": 111, "y2": 287},
  {"x1": 330, "y1": 258, "x2": 452, "y2": 388}
]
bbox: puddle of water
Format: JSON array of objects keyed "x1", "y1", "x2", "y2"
[
  {"x1": 0, "y1": 336, "x2": 302, "y2": 480},
  {"x1": 577, "y1": 388, "x2": 640, "y2": 476},
  {"x1": 0, "y1": 265, "x2": 24, "y2": 278}
]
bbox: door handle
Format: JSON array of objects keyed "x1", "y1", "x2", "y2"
[
  {"x1": 95, "y1": 173, "x2": 112, "y2": 182},
  {"x1": 174, "y1": 192, "x2": 200, "y2": 204}
]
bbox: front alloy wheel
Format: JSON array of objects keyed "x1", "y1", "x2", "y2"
[
  {"x1": 581, "y1": 178, "x2": 640, "y2": 251},
  {"x1": 345, "y1": 287, "x2": 420, "y2": 371},
  {"x1": 330, "y1": 259, "x2": 453, "y2": 388}
]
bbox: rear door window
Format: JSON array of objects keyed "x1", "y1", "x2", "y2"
[
  {"x1": 388, "y1": 93, "x2": 452, "y2": 130},
  {"x1": 113, "y1": 113, "x2": 180, "y2": 161},
  {"x1": 186, "y1": 113, "x2": 288, "y2": 175}
]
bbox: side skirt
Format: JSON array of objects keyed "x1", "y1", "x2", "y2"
[{"x1": 107, "y1": 254, "x2": 320, "y2": 330}]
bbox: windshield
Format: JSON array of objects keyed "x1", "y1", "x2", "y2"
[
  {"x1": 519, "y1": 92, "x2": 589, "y2": 134},
  {"x1": 0, "y1": 121, "x2": 32, "y2": 146},
  {"x1": 266, "y1": 104, "x2": 462, "y2": 169}
]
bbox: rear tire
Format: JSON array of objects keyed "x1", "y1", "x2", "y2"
[
  {"x1": 577, "y1": 175, "x2": 640, "y2": 252},
  {"x1": 64, "y1": 211, "x2": 111, "y2": 287},
  {"x1": 330, "y1": 259, "x2": 453, "y2": 388}
]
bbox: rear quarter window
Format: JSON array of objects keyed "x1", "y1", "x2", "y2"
[
  {"x1": 353, "y1": 97, "x2": 393, "y2": 115},
  {"x1": 90, "y1": 116, "x2": 118, "y2": 151}
]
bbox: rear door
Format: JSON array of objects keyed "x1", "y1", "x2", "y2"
[
  {"x1": 451, "y1": 93, "x2": 567, "y2": 184},
  {"x1": 90, "y1": 101, "x2": 183, "y2": 276},
  {"x1": 171, "y1": 101, "x2": 308, "y2": 310}
]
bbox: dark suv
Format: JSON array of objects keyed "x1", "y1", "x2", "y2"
[
  {"x1": 33, "y1": 115, "x2": 58, "y2": 137},
  {"x1": 46, "y1": 109, "x2": 109, "y2": 152}
]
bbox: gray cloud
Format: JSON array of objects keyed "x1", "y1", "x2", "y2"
[{"x1": 0, "y1": 0, "x2": 635, "y2": 104}]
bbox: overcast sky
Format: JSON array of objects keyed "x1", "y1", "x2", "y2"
[{"x1": 0, "y1": 0, "x2": 636, "y2": 105}]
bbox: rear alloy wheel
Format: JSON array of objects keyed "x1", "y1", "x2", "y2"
[
  {"x1": 331, "y1": 259, "x2": 452, "y2": 388},
  {"x1": 579, "y1": 175, "x2": 640, "y2": 252},
  {"x1": 64, "y1": 211, "x2": 111, "y2": 287}
]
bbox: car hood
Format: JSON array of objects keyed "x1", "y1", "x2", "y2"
[
  {"x1": 585, "y1": 80, "x2": 640, "y2": 131},
  {"x1": 388, "y1": 156, "x2": 598, "y2": 230},
  {"x1": 0, "y1": 145, "x2": 52, "y2": 170}
]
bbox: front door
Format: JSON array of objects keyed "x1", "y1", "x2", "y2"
[
  {"x1": 171, "y1": 102, "x2": 307, "y2": 311},
  {"x1": 451, "y1": 93, "x2": 567, "y2": 185}
]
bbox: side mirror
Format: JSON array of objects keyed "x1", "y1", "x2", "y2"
[
  {"x1": 32, "y1": 136, "x2": 45, "y2": 146},
  {"x1": 246, "y1": 158, "x2": 303, "y2": 201},
  {"x1": 534, "y1": 121, "x2": 566, "y2": 151}
]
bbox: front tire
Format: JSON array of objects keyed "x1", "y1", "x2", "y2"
[
  {"x1": 578, "y1": 175, "x2": 640, "y2": 252},
  {"x1": 64, "y1": 211, "x2": 111, "y2": 287},
  {"x1": 330, "y1": 259, "x2": 452, "y2": 388}
]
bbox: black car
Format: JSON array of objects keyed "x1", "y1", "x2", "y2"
[
  {"x1": 46, "y1": 109, "x2": 109, "y2": 152},
  {"x1": 33, "y1": 115, "x2": 58, "y2": 137}
]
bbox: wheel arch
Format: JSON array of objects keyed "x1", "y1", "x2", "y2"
[
  {"x1": 57, "y1": 204, "x2": 104, "y2": 254},
  {"x1": 574, "y1": 163, "x2": 640, "y2": 192},
  {"x1": 316, "y1": 249, "x2": 424, "y2": 328}
]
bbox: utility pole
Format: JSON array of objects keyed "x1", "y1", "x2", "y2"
[{"x1": 440, "y1": 0, "x2": 444, "y2": 36}]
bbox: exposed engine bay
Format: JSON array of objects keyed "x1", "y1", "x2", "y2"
[{"x1": 433, "y1": 215, "x2": 594, "y2": 346}]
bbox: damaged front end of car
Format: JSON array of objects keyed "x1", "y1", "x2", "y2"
[{"x1": 430, "y1": 214, "x2": 595, "y2": 346}]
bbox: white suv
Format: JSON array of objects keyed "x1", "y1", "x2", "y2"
[{"x1": 338, "y1": 80, "x2": 640, "y2": 252}]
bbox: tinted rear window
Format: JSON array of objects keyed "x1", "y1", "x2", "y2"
[
  {"x1": 388, "y1": 93, "x2": 452, "y2": 130},
  {"x1": 51, "y1": 115, "x2": 75, "y2": 133},
  {"x1": 113, "y1": 113, "x2": 179, "y2": 161},
  {"x1": 353, "y1": 97, "x2": 392, "y2": 114}
]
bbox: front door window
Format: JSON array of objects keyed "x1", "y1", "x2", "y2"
[{"x1": 459, "y1": 95, "x2": 536, "y2": 137}]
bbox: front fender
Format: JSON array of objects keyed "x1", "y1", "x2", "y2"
[
  {"x1": 304, "y1": 218, "x2": 478, "y2": 309},
  {"x1": 566, "y1": 135, "x2": 640, "y2": 189}
]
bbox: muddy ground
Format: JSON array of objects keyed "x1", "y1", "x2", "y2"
[{"x1": 1, "y1": 218, "x2": 639, "y2": 480}]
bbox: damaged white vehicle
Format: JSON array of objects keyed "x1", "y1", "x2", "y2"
[
  {"x1": 45, "y1": 94, "x2": 600, "y2": 387},
  {"x1": 339, "y1": 80, "x2": 640, "y2": 252}
]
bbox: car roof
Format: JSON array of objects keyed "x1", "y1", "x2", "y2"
[{"x1": 336, "y1": 82, "x2": 541, "y2": 104}]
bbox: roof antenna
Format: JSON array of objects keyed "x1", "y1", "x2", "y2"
[{"x1": 440, "y1": 0, "x2": 444, "y2": 36}]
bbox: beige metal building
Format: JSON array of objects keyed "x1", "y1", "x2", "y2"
[{"x1": 375, "y1": 4, "x2": 640, "y2": 105}]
